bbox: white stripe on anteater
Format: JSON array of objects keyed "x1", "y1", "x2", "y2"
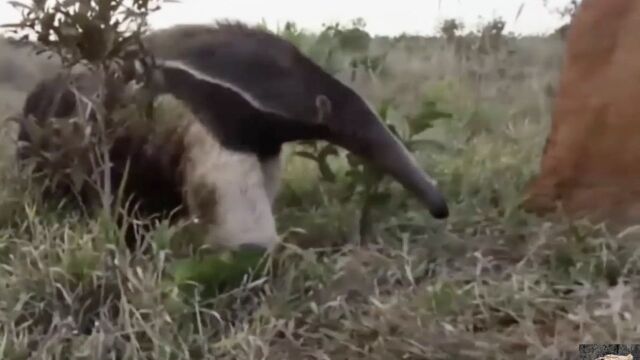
[{"x1": 154, "y1": 59, "x2": 290, "y2": 119}]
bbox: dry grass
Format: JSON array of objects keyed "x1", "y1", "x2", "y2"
[{"x1": 0, "y1": 20, "x2": 637, "y2": 360}]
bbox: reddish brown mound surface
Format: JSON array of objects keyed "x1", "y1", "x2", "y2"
[{"x1": 523, "y1": 0, "x2": 640, "y2": 224}]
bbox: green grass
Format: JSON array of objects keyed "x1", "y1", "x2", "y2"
[{"x1": 0, "y1": 22, "x2": 639, "y2": 360}]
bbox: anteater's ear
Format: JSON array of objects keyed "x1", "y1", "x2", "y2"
[{"x1": 314, "y1": 94, "x2": 332, "y2": 124}]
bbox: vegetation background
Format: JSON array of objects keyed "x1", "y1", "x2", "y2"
[{"x1": 1, "y1": 1, "x2": 639, "y2": 359}]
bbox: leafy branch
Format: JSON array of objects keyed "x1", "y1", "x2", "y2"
[{"x1": 2, "y1": 0, "x2": 170, "y2": 229}]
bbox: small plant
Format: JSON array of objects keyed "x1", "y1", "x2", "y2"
[
  {"x1": 281, "y1": 18, "x2": 378, "y2": 78},
  {"x1": 477, "y1": 18, "x2": 507, "y2": 55},
  {"x1": 3, "y1": 0, "x2": 166, "y2": 221},
  {"x1": 321, "y1": 18, "x2": 371, "y2": 54},
  {"x1": 439, "y1": 18, "x2": 464, "y2": 43}
]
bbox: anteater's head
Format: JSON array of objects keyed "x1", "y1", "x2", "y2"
[{"x1": 127, "y1": 22, "x2": 450, "y2": 219}]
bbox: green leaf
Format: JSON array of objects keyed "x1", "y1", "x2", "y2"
[
  {"x1": 170, "y1": 247, "x2": 267, "y2": 298},
  {"x1": 409, "y1": 99, "x2": 453, "y2": 135},
  {"x1": 376, "y1": 99, "x2": 396, "y2": 120}
]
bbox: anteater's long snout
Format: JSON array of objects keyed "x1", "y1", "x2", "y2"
[{"x1": 333, "y1": 115, "x2": 449, "y2": 219}]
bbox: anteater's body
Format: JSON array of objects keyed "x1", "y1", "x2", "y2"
[
  {"x1": 17, "y1": 21, "x2": 449, "y2": 252},
  {"x1": 18, "y1": 72, "x2": 282, "y2": 250}
]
